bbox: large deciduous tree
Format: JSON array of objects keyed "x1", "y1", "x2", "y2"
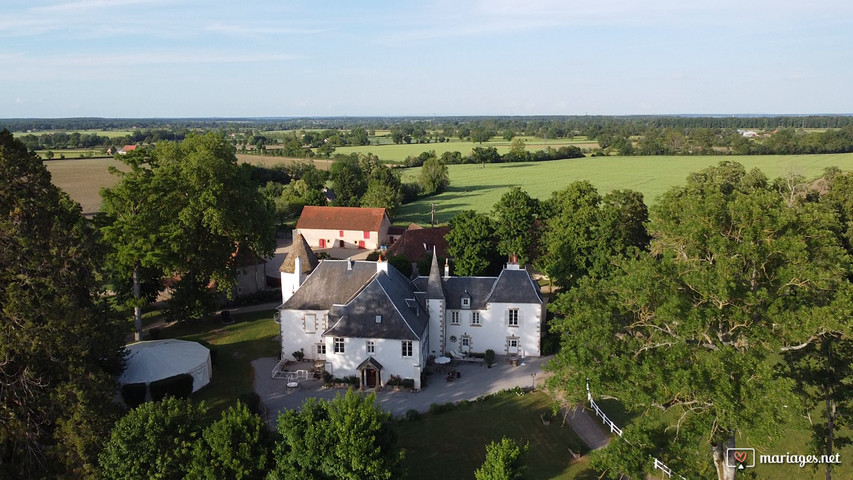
[
  {"x1": 548, "y1": 162, "x2": 852, "y2": 480},
  {"x1": 100, "y1": 149, "x2": 173, "y2": 340},
  {"x1": 99, "y1": 397, "x2": 206, "y2": 480},
  {"x1": 187, "y1": 401, "x2": 271, "y2": 480},
  {"x1": 269, "y1": 390, "x2": 404, "y2": 480},
  {"x1": 100, "y1": 133, "x2": 275, "y2": 322},
  {"x1": 445, "y1": 211, "x2": 497, "y2": 276},
  {"x1": 0, "y1": 129, "x2": 125, "y2": 478},
  {"x1": 418, "y1": 157, "x2": 449, "y2": 195},
  {"x1": 537, "y1": 182, "x2": 649, "y2": 290},
  {"x1": 492, "y1": 187, "x2": 538, "y2": 265}
]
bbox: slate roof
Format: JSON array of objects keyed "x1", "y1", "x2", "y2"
[
  {"x1": 485, "y1": 268, "x2": 544, "y2": 305},
  {"x1": 279, "y1": 234, "x2": 319, "y2": 273},
  {"x1": 425, "y1": 251, "x2": 445, "y2": 299},
  {"x1": 296, "y1": 206, "x2": 388, "y2": 232},
  {"x1": 385, "y1": 225, "x2": 450, "y2": 262},
  {"x1": 282, "y1": 260, "x2": 378, "y2": 310},
  {"x1": 325, "y1": 268, "x2": 427, "y2": 341}
]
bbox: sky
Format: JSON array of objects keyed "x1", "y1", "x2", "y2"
[{"x1": 1, "y1": 0, "x2": 852, "y2": 118}]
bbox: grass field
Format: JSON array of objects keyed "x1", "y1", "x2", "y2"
[
  {"x1": 44, "y1": 157, "x2": 128, "y2": 215},
  {"x1": 396, "y1": 390, "x2": 596, "y2": 480},
  {"x1": 156, "y1": 309, "x2": 280, "y2": 417},
  {"x1": 394, "y1": 153, "x2": 853, "y2": 225}
]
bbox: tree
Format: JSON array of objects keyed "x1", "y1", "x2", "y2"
[
  {"x1": 418, "y1": 157, "x2": 449, "y2": 196},
  {"x1": 151, "y1": 134, "x2": 276, "y2": 321},
  {"x1": 100, "y1": 149, "x2": 172, "y2": 340},
  {"x1": 782, "y1": 334, "x2": 853, "y2": 480},
  {"x1": 537, "y1": 182, "x2": 648, "y2": 291},
  {"x1": 329, "y1": 157, "x2": 366, "y2": 206},
  {"x1": 269, "y1": 390, "x2": 404, "y2": 480},
  {"x1": 99, "y1": 397, "x2": 207, "y2": 480},
  {"x1": 0, "y1": 129, "x2": 125, "y2": 479},
  {"x1": 445, "y1": 211, "x2": 497, "y2": 276},
  {"x1": 187, "y1": 401, "x2": 271, "y2": 480},
  {"x1": 492, "y1": 187, "x2": 538, "y2": 265},
  {"x1": 474, "y1": 437, "x2": 528, "y2": 480},
  {"x1": 547, "y1": 163, "x2": 852, "y2": 480}
]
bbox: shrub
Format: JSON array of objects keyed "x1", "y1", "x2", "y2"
[
  {"x1": 401, "y1": 378, "x2": 415, "y2": 389},
  {"x1": 121, "y1": 382, "x2": 147, "y2": 408},
  {"x1": 485, "y1": 349, "x2": 495, "y2": 367},
  {"x1": 429, "y1": 402, "x2": 457, "y2": 415},
  {"x1": 366, "y1": 251, "x2": 381, "y2": 261},
  {"x1": 292, "y1": 350, "x2": 305, "y2": 362},
  {"x1": 149, "y1": 373, "x2": 194, "y2": 401},
  {"x1": 404, "y1": 409, "x2": 420, "y2": 421},
  {"x1": 237, "y1": 392, "x2": 262, "y2": 416},
  {"x1": 386, "y1": 374, "x2": 403, "y2": 386},
  {"x1": 343, "y1": 375, "x2": 359, "y2": 386}
]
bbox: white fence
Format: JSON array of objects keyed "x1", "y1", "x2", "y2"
[{"x1": 586, "y1": 382, "x2": 687, "y2": 480}]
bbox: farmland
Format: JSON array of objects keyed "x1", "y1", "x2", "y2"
[
  {"x1": 45, "y1": 152, "x2": 853, "y2": 222},
  {"x1": 394, "y1": 153, "x2": 853, "y2": 225}
]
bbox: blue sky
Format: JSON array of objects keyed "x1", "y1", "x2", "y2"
[{"x1": 1, "y1": 0, "x2": 852, "y2": 117}]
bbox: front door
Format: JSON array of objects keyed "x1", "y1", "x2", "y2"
[
  {"x1": 319, "y1": 238, "x2": 326, "y2": 248},
  {"x1": 358, "y1": 240, "x2": 365, "y2": 249},
  {"x1": 365, "y1": 369, "x2": 378, "y2": 388},
  {"x1": 339, "y1": 240, "x2": 345, "y2": 247}
]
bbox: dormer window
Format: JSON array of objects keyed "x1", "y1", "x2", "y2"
[
  {"x1": 461, "y1": 290, "x2": 471, "y2": 309},
  {"x1": 375, "y1": 315, "x2": 382, "y2": 324}
]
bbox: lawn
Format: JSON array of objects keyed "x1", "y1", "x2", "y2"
[
  {"x1": 396, "y1": 390, "x2": 597, "y2": 480},
  {"x1": 155, "y1": 309, "x2": 280, "y2": 417},
  {"x1": 394, "y1": 153, "x2": 853, "y2": 225}
]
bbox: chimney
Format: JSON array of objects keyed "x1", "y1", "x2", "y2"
[
  {"x1": 294, "y1": 256, "x2": 302, "y2": 284},
  {"x1": 377, "y1": 254, "x2": 388, "y2": 274},
  {"x1": 444, "y1": 257, "x2": 449, "y2": 278}
]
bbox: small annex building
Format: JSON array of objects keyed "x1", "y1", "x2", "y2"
[
  {"x1": 293, "y1": 206, "x2": 391, "y2": 250},
  {"x1": 277, "y1": 241, "x2": 545, "y2": 390},
  {"x1": 120, "y1": 339, "x2": 212, "y2": 393}
]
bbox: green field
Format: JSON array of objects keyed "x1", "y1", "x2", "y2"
[
  {"x1": 44, "y1": 157, "x2": 128, "y2": 215},
  {"x1": 334, "y1": 136, "x2": 597, "y2": 163},
  {"x1": 394, "y1": 153, "x2": 853, "y2": 225}
]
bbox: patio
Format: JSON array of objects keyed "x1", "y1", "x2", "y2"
[{"x1": 252, "y1": 355, "x2": 552, "y2": 426}]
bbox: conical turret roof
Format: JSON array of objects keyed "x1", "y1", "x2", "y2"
[
  {"x1": 279, "y1": 234, "x2": 319, "y2": 273},
  {"x1": 425, "y1": 247, "x2": 445, "y2": 299}
]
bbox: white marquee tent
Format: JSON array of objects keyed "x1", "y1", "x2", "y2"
[{"x1": 121, "y1": 339, "x2": 212, "y2": 392}]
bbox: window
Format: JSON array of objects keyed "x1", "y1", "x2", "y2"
[
  {"x1": 316, "y1": 343, "x2": 326, "y2": 355},
  {"x1": 334, "y1": 337, "x2": 345, "y2": 354},
  {"x1": 461, "y1": 336, "x2": 470, "y2": 347},
  {"x1": 507, "y1": 337, "x2": 519, "y2": 353},
  {"x1": 461, "y1": 297, "x2": 470, "y2": 308},
  {"x1": 450, "y1": 311, "x2": 459, "y2": 325},
  {"x1": 367, "y1": 340, "x2": 375, "y2": 354},
  {"x1": 375, "y1": 315, "x2": 382, "y2": 324},
  {"x1": 339, "y1": 230, "x2": 344, "y2": 237},
  {"x1": 471, "y1": 312, "x2": 481, "y2": 326},
  {"x1": 508, "y1": 309, "x2": 519, "y2": 327},
  {"x1": 305, "y1": 314, "x2": 316, "y2": 334},
  {"x1": 363, "y1": 231, "x2": 370, "y2": 239},
  {"x1": 402, "y1": 340, "x2": 413, "y2": 357}
]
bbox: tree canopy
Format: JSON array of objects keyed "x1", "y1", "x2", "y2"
[
  {"x1": 547, "y1": 162, "x2": 853, "y2": 479},
  {"x1": 269, "y1": 389, "x2": 404, "y2": 480},
  {"x1": 445, "y1": 210, "x2": 497, "y2": 276},
  {"x1": 474, "y1": 437, "x2": 528, "y2": 480},
  {"x1": 0, "y1": 129, "x2": 125, "y2": 478}
]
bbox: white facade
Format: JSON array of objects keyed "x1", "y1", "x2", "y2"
[
  {"x1": 324, "y1": 336, "x2": 426, "y2": 389},
  {"x1": 443, "y1": 303, "x2": 542, "y2": 358}
]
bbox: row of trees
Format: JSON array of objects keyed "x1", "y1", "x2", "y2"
[
  {"x1": 445, "y1": 184, "x2": 649, "y2": 288},
  {"x1": 402, "y1": 142, "x2": 584, "y2": 168},
  {"x1": 16, "y1": 129, "x2": 189, "y2": 151}
]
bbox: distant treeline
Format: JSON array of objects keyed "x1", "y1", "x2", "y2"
[
  {"x1": 401, "y1": 144, "x2": 584, "y2": 167},
  {"x1": 15, "y1": 129, "x2": 189, "y2": 151}
]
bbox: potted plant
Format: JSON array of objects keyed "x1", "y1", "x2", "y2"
[
  {"x1": 485, "y1": 349, "x2": 495, "y2": 368},
  {"x1": 292, "y1": 349, "x2": 304, "y2": 362}
]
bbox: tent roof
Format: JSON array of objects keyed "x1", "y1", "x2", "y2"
[{"x1": 120, "y1": 339, "x2": 210, "y2": 385}]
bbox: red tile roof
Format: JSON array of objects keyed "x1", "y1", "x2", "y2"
[
  {"x1": 386, "y1": 225, "x2": 450, "y2": 262},
  {"x1": 296, "y1": 206, "x2": 388, "y2": 232}
]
